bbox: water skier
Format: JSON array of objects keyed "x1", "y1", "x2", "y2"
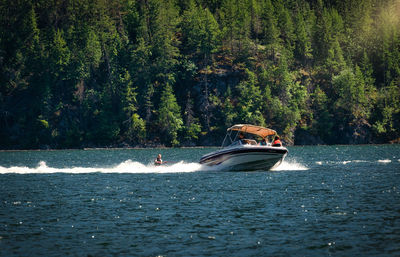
[{"x1": 154, "y1": 154, "x2": 163, "y2": 166}]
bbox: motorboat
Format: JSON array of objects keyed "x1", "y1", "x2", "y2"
[{"x1": 199, "y1": 124, "x2": 288, "y2": 171}]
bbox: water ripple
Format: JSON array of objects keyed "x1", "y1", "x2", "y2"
[{"x1": 0, "y1": 146, "x2": 399, "y2": 256}]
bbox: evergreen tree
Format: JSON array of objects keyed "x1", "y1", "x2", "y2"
[
  {"x1": 235, "y1": 0, "x2": 251, "y2": 53},
  {"x1": 372, "y1": 83, "x2": 400, "y2": 140},
  {"x1": 219, "y1": 0, "x2": 237, "y2": 52},
  {"x1": 314, "y1": 7, "x2": 345, "y2": 67},
  {"x1": 275, "y1": 0, "x2": 295, "y2": 57},
  {"x1": 260, "y1": 0, "x2": 279, "y2": 46},
  {"x1": 222, "y1": 86, "x2": 237, "y2": 128},
  {"x1": 157, "y1": 83, "x2": 183, "y2": 146},
  {"x1": 249, "y1": 0, "x2": 262, "y2": 43},
  {"x1": 182, "y1": 2, "x2": 220, "y2": 61},
  {"x1": 121, "y1": 69, "x2": 146, "y2": 144},
  {"x1": 1, "y1": 0, "x2": 400, "y2": 148},
  {"x1": 311, "y1": 85, "x2": 334, "y2": 142},
  {"x1": 294, "y1": 6, "x2": 314, "y2": 64},
  {"x1": 182, "y1": 92, "x2": 202, "y2": 143},
  {"x1": 235, "y1": 69, "x2": 265, "y2": 126}
]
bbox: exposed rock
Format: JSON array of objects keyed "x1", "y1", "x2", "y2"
[{"x1": 294, "y1": 129, "x2": 325, "y2": 145}]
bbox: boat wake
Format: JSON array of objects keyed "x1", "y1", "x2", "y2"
[
  {"x1": 315, "y1": 159, "x2": 395, "y2": 165},
  {"x1": 0, "y1": 159, "x2": 308, "y2": 174},
  {"x1": 0, "y1": 160, "x2": 204, "y2": 174},
  {"x1": 271, "y1": 160, "x2": 308, "y2": 171}
]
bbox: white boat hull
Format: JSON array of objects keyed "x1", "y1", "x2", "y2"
[{"x1": 200, "y1": 145, "x2": 288, "y2": 171}]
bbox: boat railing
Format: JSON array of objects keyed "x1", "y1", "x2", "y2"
[{"x1": 221, "y1": 129, "x2": 236, "y2": 148}]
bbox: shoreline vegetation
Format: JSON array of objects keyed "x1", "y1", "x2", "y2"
[
  {"x1": 1, "y1": 0, "x2": 399, "y2": 150},
  {"x1": 0, "y1": 143, "x2": 398, "y2": 152},
  {"x1": 0, "y1": 146, "x2": 220, "y2": 151}
]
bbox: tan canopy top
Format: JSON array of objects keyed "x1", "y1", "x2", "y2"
[{"x1": 227, "y1": 124, "x2": 277, "y2": 138}]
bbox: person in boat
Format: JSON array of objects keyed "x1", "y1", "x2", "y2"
[
  {"x1": 238, "y1": 133, "x2": 249, "y2": 144},
  {"x1": 260, "y1": 138, "x2": 268, "y2": 146},
  {"x1": 272, "y1": 136, "x2": 282, "y2": 147},
  {"x1": 154, "y1": 154, "x2": 163, "y2": 166}
]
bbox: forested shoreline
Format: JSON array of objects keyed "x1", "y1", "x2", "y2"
[{"x1": 1, "y1": 0, "x2": 399, "y2": 149}]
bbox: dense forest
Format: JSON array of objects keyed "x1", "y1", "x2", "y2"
[{"x1": 0, "y1": 0, "x2": 399, "y2": 149}]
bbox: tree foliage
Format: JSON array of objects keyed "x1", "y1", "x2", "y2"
[{"x1": 1, "y1": 0, "x2": 399, "y2": 148}]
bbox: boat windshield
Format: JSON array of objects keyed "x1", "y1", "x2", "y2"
[
  {"x1": 221, "y1": 130, "x2": 263, "y2": 148},
  {"x1": 228, "y1": 140, "x2": 241, "y2": 147}
]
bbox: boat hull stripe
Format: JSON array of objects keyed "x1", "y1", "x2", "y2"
[{"x1": 200, "y1": 147, "x2": 287, "y2": 164}]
